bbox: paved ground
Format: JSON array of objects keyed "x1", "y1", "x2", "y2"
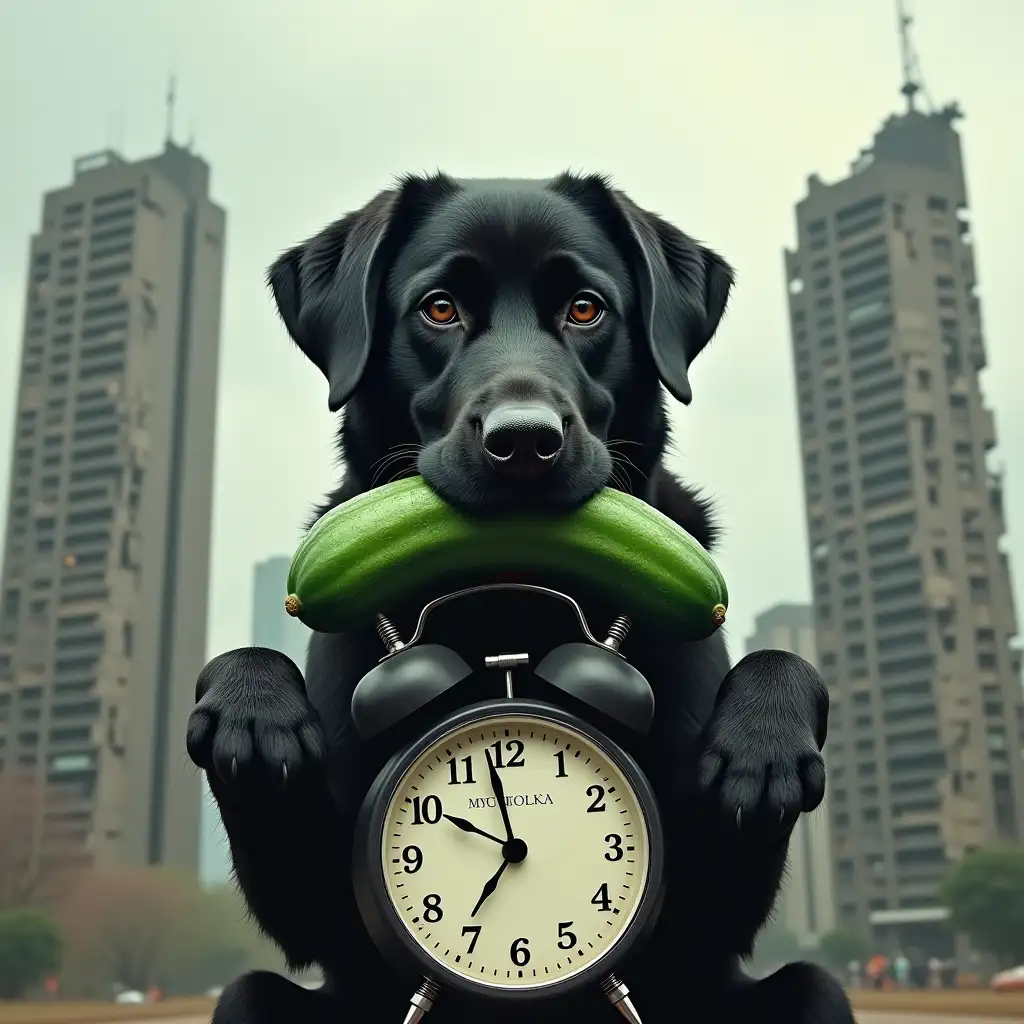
[
  {"x1": 122, "y1": 1019, "x2": 210, "y2": 1024},
  {"x1": 117, "y1": 1019, "x2": 210, "y2": 1024}
]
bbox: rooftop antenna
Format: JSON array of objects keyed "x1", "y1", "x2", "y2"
[
  {"x1": 165, "y1": 75, "x2": 177, "y2": 144},
  {"x1": 895, "y1": 0, "x2": 933, "y2": 113}
]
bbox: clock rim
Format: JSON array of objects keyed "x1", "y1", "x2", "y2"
[{"x1": 352, "y1": 697, "x2": 665, "y2": 1004}]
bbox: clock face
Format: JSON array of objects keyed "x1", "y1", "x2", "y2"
[{"x1": 378, "y1": 711, "x2": 652, "y2": 991}]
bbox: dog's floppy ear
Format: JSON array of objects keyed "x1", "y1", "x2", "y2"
[
  {"x1": 267, "y1": 189, "x2": 399, "y2": 412},
  {"x1": 612, "y1": 193, "x2": 734, "y2": 405}
]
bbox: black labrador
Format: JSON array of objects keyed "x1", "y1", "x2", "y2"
[{"x1": 188, "y1": 173, "x2": 853, "y2": 1024}]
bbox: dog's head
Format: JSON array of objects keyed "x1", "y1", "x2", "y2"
[{"x1": 268, "y1": 173, "x2": 734, "y2": 512}]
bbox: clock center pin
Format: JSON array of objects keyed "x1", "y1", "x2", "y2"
[{"x1": 502, "y1": 836, "x2": 528, "y2": 863}]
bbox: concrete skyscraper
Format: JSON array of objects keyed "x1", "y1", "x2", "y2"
[
  {"x1": 783, "y1": 38, "x2": 1024, "y2": 953},
  {"x1": 745, "y1": 603, "x2": 836, "y2": 949},
  {"x1": 0, "y1": 139, "x2": 226, "y2": 874}
]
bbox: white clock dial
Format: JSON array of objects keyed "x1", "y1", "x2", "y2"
[{"x1": 378, "y1": 712, "x2": 651, "y2": 990}]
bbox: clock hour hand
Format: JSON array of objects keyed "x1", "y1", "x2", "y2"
[
  {"x1": 444, "y1": 814, "x2": 505, "y2": 845},
  {"x1": 470, "y1": 857, "x2": 510, "y2": 918},
  {"x1": 485, "y1": 748, "x2": 515, "y2": 841}
]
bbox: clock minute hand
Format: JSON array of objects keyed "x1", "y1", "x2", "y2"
[
  {"x1": 470, "y1": 857, "x2": 510, "y2": 918},
  {"x1": 485, "y1": 749, "x2": 515, "y2": 841},
  {"x1": 443, "y1": 814, "x2": 505, "y2": 845}
]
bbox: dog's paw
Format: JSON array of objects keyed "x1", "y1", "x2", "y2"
[
  {"x1": 186, "y1": 647, "x2": 326, "y2": 792},
  {"x1": 696, "y1": 649, "x2": 827, "y2": 832}
]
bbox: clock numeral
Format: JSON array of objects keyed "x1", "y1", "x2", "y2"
[
  {"x1": 489, "y1": 739, "x2": 525, "y2": 769},
  {"x1": 591, "y1": 882, "x2": 612, "y2": 913},
  {"x1": 446, "y1": 755, "x2": 475, "y2": 786},
  {"x1": 409, "y1": 795, "x2": 443, "y2": 824},
  {"x1": 401, "y1": 845, "x2": 423, "y2": 873},
  {"x1": 554, "y1": 750, "x2": 569, "y2": 778},
  {"x1": 461, "y1": 925, "x2": 482, "y2": 954},
  {"x1": 422, "y1": 893, "x2": 444, "y2": 923},
  {"x1": 509, "y1": 936, "x2": 531, "y2": 966},
  {"x1": 557, "y1": 921, "x2": 577, "y2": 950},
  {"x1": 586, "y1": 784, "x2": 606, "y2": 813},
  {"x1": 604, "y1": 834, "x2": 624, "y2": 861}
]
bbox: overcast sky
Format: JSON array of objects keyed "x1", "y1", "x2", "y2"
[{"x1": 1, "y1": 0, "x2": 1022, "y2": 663}]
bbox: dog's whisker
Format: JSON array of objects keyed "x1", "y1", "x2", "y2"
[
  {"x1": 605, "y1": 441, "x2": 648, "y2": 483},
  {"x1": 608, "y1": 461, "x2": 636, "y2": 495},
  {"x1": 370, "y1": 462, "x2": 409, "y2": 486},
  {"x1": 370, "y1": 444, "x2": 424, "y2": 470},
  {"x1": 609, "y1": 457, "x2": 641, "y2": 495},
  {"x1": 373, "y1": 451, "x2": 419, "y2": 472},
  {"x1": 385, "y1": 463, "x2": 419, "y2": 486},
  {"x1": 373, "y1": 443, "x2": 424, "y2": 458},
  {"x1": 611, "y1": 451, "x2": 648, "y2": 480},
  {"x1": 372, "y1": 466, "x2": 410, "y2": 487},
  {"x1": 371, "y1": 452, "x2": 422, "y2": 487}
]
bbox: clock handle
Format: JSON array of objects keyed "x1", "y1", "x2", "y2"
[
  {"x1": 400, "y1": 977, "x2": 441, "y2": 1024},
  {"x1": 601, "y1": 974, "x2": 645, "y2": 1024}
]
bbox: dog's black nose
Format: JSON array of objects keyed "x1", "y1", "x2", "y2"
[{"x1": 481, "y1": 404, "x2": 564, "y2": 479}]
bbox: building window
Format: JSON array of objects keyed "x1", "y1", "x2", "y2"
[
  {"x1": 836, "y1": 195, "x2": 884, "y2": 222},
  {"x1": 93, "y1": 188, "x2": 136, "y2": 208}
]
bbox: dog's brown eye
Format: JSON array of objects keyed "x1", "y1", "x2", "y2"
[
  {"x1": 567, "y1": 293, "x2": 604, "y2": 326},
  {"x1": 420, "y1": 293, "x2": 460, "y2": 325}
]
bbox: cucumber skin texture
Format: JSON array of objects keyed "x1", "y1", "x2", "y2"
[{"x1": 286, "y1": 475, "x2": 729, "y2": 639}]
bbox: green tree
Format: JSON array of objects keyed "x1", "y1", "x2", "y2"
[
  {"x1": 167, "y1": 883, "x2": 285, "y2": 993},
  {"x1": 57, "y1": 869, "x2": 290, "y2": 997},
  {"x1": 0, "y1": 907, "x2": 63, "y2": 999},
  {"x1": 57, "y1": 866, "x2": 198, "y2": 995},
  {"x1": 819, "y1": 928, "x2": 866, "y2": 972},
  {"x1": 940, "y1": 846, "x2": 1024, "y2": 966}
]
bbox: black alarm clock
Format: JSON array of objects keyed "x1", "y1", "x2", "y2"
[{"x1": 350, "y1": 583, "x2": 664, "y2": 1024}]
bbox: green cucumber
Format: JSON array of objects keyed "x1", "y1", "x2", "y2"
[{"x1": 285, "y1": 475, "x2": 728, "y2": 639}]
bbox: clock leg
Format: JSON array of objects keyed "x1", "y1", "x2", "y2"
[
  {"x1": 601, "y1": 974, "x2": 644, "y2": 1024},
  {"x1": 401, "y1": 977, "x2": 442, "y2": 1024}
]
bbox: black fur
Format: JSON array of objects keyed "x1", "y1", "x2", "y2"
[{"x1": 187, "y1": 173, "x2": 852, "y2": 1024}]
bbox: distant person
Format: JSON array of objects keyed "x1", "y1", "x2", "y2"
[
  {"x1": 847, "y1": 959, "x2": 862, "y2": 988},
  {"x1": 866, "y1": 954, "x2": 888, "y2": 990},
  {"x1": 893, "y1": 952, "x2": 911, "y2": 988}
]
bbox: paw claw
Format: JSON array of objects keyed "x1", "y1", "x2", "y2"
[
  {"x1": 700, "y1": 722, "x2": 825, "y2": 834},
  {"x1": 186, "y1": 654, "x2": 323, "y2": 795}
]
